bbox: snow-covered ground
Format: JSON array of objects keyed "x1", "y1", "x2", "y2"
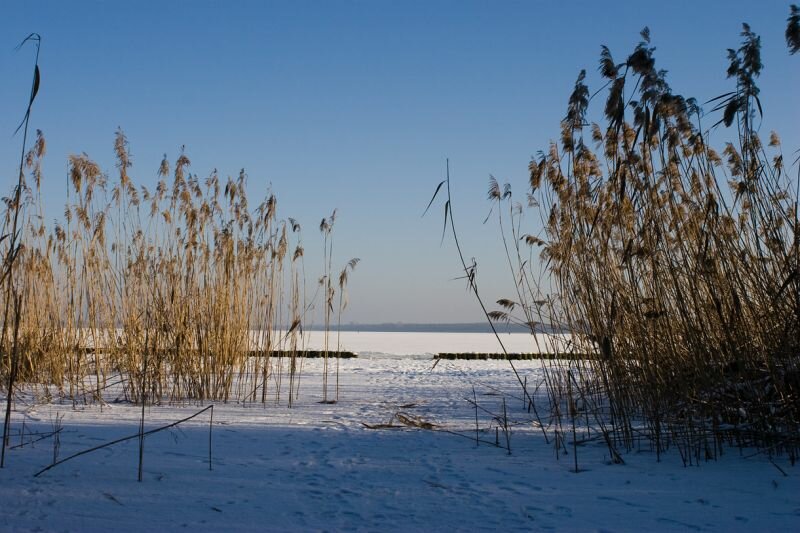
[{"x1": 1, "y1": 335, "x2": 798, "y2": 532}]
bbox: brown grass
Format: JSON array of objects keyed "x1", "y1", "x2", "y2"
[
  {"x1": 0, "y1": 130, "x2": 355, "y2": 407},
  {"x1": 486, "y1": 22, "x2": 799, "y2": 463}
]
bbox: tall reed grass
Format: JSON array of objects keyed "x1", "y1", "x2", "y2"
[
  {"x1": 1, "y1": 128, "x2": 356, "y2": 406},
  {"x1": 482, "y1": 15, "x2": 799, "y2": 463}
]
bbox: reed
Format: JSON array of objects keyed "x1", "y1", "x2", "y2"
[
  {"x1": 1, "y1": 33, "x2": 41, "y2": 468},
  {"x1": 0, "y1": 127, "x2": 355, "y2": 408},
  {"x1": 478, "y1": 14, "x2": 799, "y2": 462},
  {"x1": 335, "y1": 257, "x2": 359, "y2": 401}
]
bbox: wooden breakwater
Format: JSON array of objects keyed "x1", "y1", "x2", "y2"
[
  {"x1": 435, "y1": 352, "x2": 593, "y2": 361},
  {"x1": 74, "y1": 347, "x2": 358, "y2": 359},
  {"x1": 248, "y1": 350, "x2": 357, "y2": 359}
]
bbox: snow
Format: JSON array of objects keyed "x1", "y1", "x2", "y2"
[{"x1": 1, "y1": 334, "x2": 798, "y2": 532}]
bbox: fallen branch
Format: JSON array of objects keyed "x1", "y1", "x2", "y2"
[
  {"x1": 362, "y1": 422, "x2": 403, "y2": 430},
  {"x1": 395, "y1": 412, "x2": 438, "y2": 430}
]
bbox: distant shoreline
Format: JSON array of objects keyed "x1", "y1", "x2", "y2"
[{"x1": 305, "y1": 322, "x2": 562, "y2": 334}]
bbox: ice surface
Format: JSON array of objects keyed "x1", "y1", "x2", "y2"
[{"x1": 293, "y1": 331, "x2": 572, "y2": 359}]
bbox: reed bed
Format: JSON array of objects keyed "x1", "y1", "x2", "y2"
[
  {"x1": 481, "y1": 16, "x2": 800, "y2": 463},
  {"x1": 0, "y1": 129, "x2": 357, "y2": 407}
]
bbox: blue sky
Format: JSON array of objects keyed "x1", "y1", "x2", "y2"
[{"x1": 1, "y1": 1, "x2": 797, "y2": 324}]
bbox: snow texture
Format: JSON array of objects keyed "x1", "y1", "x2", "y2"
[{"x1": 1, "y1": 333, "x2": 798, "y2": 532}]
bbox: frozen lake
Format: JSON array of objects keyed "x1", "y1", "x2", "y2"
[
  {"x1": 2, "y1": 355, "x2": 797, "y2": 531},
  {"x1": 259, "y1": 330, "x2": 574, "y2": 359},
  {"x1": 69, "y1": 329, "x2": 574, "y2": 359}
]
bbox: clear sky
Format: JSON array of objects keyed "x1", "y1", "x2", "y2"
[{"x1": 1, "y1": 1, "x2": 797, "y2": 324}]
